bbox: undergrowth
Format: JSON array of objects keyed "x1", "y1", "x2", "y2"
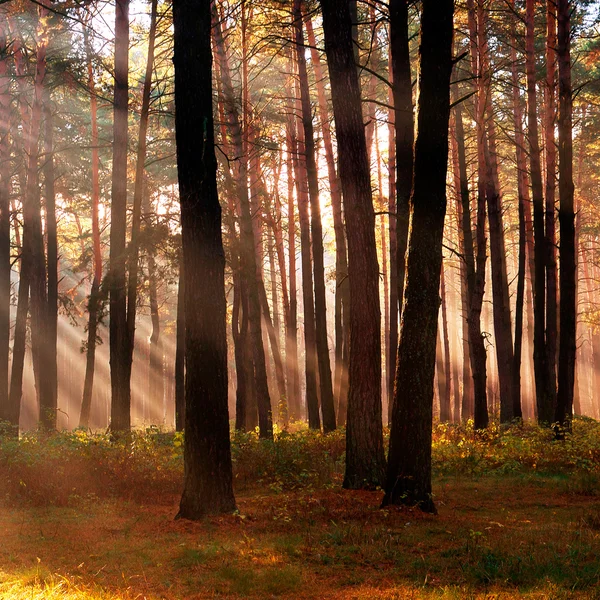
[{"x1": 0, "y1": 417, "x2": 599, "y2": 506}]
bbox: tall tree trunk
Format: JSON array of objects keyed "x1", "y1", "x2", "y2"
[
  {"x1": 125, "y1": 0, "x2": 158, "y2": 420},
  {"x1": 211, "y1": 5, "x2": 272, "y2": 438},
  {"x1": 109, "y1": 0, "x2": 131, "y2": 433},
  {"x1": 509, "y1": 0, "x2": 528, "y2": 421},
  {"x1": 174, "y1": 0, "x2": 236, "y2": 519},
  {"x1": 80, "y1": 18, "x2": 103, "y2": 429},
  {"x1": 0, "y1": 13, "x2": 10, "y2": 424},
  {"x1": 292, "y1": 85, "x2": 320, "y2": 431},
  {"x1": 383, "y1": 0, "x2": 454, "y2": 512},
  {"x1": 555, "y1": 0, "x2": 576, "y2": 429},
  {"x1": 389, "y1": 0, "x2": 413, "y2": 420},
  {"x1": 42, "y1": 91, "x2": 58, "y2": 429},
  {"x1": 545, "y1": 0, "x2": 558, "y2": 412},
  {"x1": 440, "y1": 261, "x2": 452, "y2": 422},
  {"x1": 454, "y1": 103, "x2": 488, "y2": 429},
  {"x1": 526, "y1": 0, "x2": 554, "y2": 423},
  {"x1": 320, "y1": 0, "x2": 386, "y2": 489},
  {"x1": 294, "y1": 0, "x2": 336, "y2": 432},
  {"x1": 285, "y1": 126, "x2": 301, "y2": 421},
  {"x1": 305, "y1": 16, "x2": 349, "y2": 419}
]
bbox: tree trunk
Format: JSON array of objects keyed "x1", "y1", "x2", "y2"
[
  {"x1": 305, "y1": 15, "x2": 349, "y2": 419},
  {"x1": 0, "y1": 14, "x2": 10, "y2": 424},
  {"x1": 545, "y1": 0, "x2": 558, "y2": 412},
  {"x1": 526, "y1": 0, "x2": 554, "y2": 424},
  {"x1": 211, "y1": 5, "x2": 272, "y2": 438},
  {"x1": 42, "y1": 90, "x2": 58, "y2": 430},
  {"x1": 174, "y1": 0, "x2": 236, "y2": 519},
  {"x1": 294, "y1": 0, "x2": 335, "y2": 432},
  {"x1": 79, "y1": 18, "x2": 103, "y2": 429},
  {"x1": 383, "y1": 0, "x2": 454, "y2": 512},
  {"x1": 554, "y1": 0, "x2": 576, "y2": 429},
  {"x1": 109, "y1": 0, "x2": 131, "y2": 433},
  {"x1": 389, "y1": 0, "x2": 413, "y2": 420},
  {"x1": 175, "y1": 256, "x2": 185, "y2": 432},
  {"x1": 320, "y1": 0, "x2": 386, "y2": 488},
  {"x1": 440, "y1": 261, "x2": 452, "y2": 422},
  {"x1": 125, "y1": 0, "x2": 158, "y2": 420}
]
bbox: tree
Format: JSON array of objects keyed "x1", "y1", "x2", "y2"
[
  {"x1": 555, "y1": 0, "x2": 576, "y2": 429},
  {"x1": 320, "y1": 0, "x2": 386, "y2": 489},
  {"x1": 383, "y1": 0, "x2": 454, "y2": 512},
  {"x1": 173, "y1": 0, "x2": 236, "y2": 519},
  {"x1": 109, "y1": 0, "x2": 131, "y2": 433}
]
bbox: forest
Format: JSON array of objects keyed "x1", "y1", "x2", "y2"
[{"x1": 1, "y1": 0, "x2": 600, "y2": 597}]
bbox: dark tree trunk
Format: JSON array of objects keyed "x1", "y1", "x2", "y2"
[
  {"x1": 174, "y1": 0, "x2": 236, "y2": 519},
  {"x1": 294, "y1": 0, "x2": 336, "y2": 432},
  {"x1": 175, "y1": 257, "x2": 185, "y2": 432},
  {"x1": 545, "y1": 0, "x2": 558, "y2": 413},
  {"x1": 109, "y1": 0, "x2": 131, "y2": 433},
  {"x1": 305, "y1": 15, "x2": 349, "y2": 419},
  {"x1": 554, "y1": 0, "x2": 576, "y2": 429},
  {"x1": 526, "y1": 0, "x2": 554, "y2": 424},
  {"x1": 80, "y1": 19, "x2": 103, "y2": 429},
  {"x1": 211, "y1": 5, "x2": 272, "y2": 438},
  {"x1": 0, "y1": 15, "x2": 10, "y2": 423},
  {"x1": 320, "y1": 0, "x2": 386, "y2": 489},
  {"x1": 125, "y1": 0, "x2": 158, "y2": 419},
  {"x1": 454, "y1": 103, "x2": 488, "y2": 429},
  {"x1": 42, "y1": 91, "x2": 58, "y2": 430},
  {"x1": 383, "y1": 0, "x2": 453, "y2": 513},
  {"x1": 292, "y1": 91, "x2": 320, "y2": 431},
  {"x1": 389, "y1": 0, "x2": 413, "y2": 419}
]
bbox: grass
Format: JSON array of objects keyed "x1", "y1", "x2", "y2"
[{"x1": 1, "y1": 419, "x2": 600, "y2": 598}]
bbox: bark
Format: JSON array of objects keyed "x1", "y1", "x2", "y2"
[
  {"x1": 554, "y1": 0, "x2": 576, "y2": 429},
  {"x1": 440, "y1": 262, "x2": 452, "y2": 422},
  {"x1": 109, "y1": 0, "x2": 131, "y2": 433},
  {"x1": 285, "y1": 125, "x2": 301, "y2": 421},
  {"x1": 509, "y1": 0, "x2": 528, "y2": 421},
  {"x1": 454, "y1": 103, "x2": 488, "y2": 429},
  {"x1": 526, "y1": 0, "x2": 555, "y2": 423},
  {"x1": 175, "y1": 256, "x2": 185, "y2": 432},
  {"x1": 320, "y1": 0, "x2": 386, "y2": 489},
  {"x1": 0, "y1": 13, "x2": 10, "y2": 423},
  {"x1": 305, "y1": 16, "x2": 349, "y2": 421},
  {"x1": 80, "y1": 19, "x2": 103, "y2": 429},
  {"x1": 292, "y1": 82, "x2": 320, "y2": 431},
  {"x1": 545, "y1": 0, "x2": 558, "y2": 410},
  {"x1": 389, "y1": 0, "x2": 413, "y2": 418},
  {"x1": 125, "y1": 0, "x2": 158, "y2": 416},
  {"x1": 42, "y1": 91, "x2": 58, "y2": 430},
  {"x1": 294, "y1": 0, "x2": 336, "y2": 432},
  {"x1": 211, "y1": 5, "x2": 272, "y2": 438},
  {"x1": 383, "y1": 0, "x2": 454, "y2": 512},
  {"x1": 174, "y1": 0, "x2": 236, "y2": 519}
]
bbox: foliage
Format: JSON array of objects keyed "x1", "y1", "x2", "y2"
[{"x1": 2, "y1": 418, "x2": 600, "y2": 507}]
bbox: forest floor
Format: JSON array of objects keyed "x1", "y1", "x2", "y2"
[{"x1": 1, "y1": 420, "x2": 600, "y2": 599}]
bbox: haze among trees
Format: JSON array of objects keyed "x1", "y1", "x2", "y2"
[{"x1": 1, "y1": 0, "x2": 600, "y2": 598}]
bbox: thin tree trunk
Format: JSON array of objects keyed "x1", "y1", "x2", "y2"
[
  {"x1": 440, "y1": 262, "x2": 452, "y2": 422},
  {"x1": 0, "y1": 13, "x2": 11, "y2": 423},
  {"x1": 555, "y1": 0, "x2": 576, "y2": 429},
  {"x1": 527, "y1": 0, "x2": 554, "y2": 424},
  {"x1": 80, "y1": 18, "x2": 103, "y2": 429},
  {"x1": 109, "y1": 0, "x2": 131, "y2": 433},
  {"x1": 211, "y1": 5, "x2": 272, "y2": 438},
  {"x1": 305, "y1": 16, "x2": 349, "y2": 419},
  {"x1": 321, "y1": 0, "x2": 386, "y2": 489},
  {"x1": 125, "y1": 0, "x2": 158, "y2": 419},
  {"x1": 294, "y1": 0, "x2": 335, "y2": 432},
  {"x1": 175, "y1": 256, "x2": 185, "y2": 432}
]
